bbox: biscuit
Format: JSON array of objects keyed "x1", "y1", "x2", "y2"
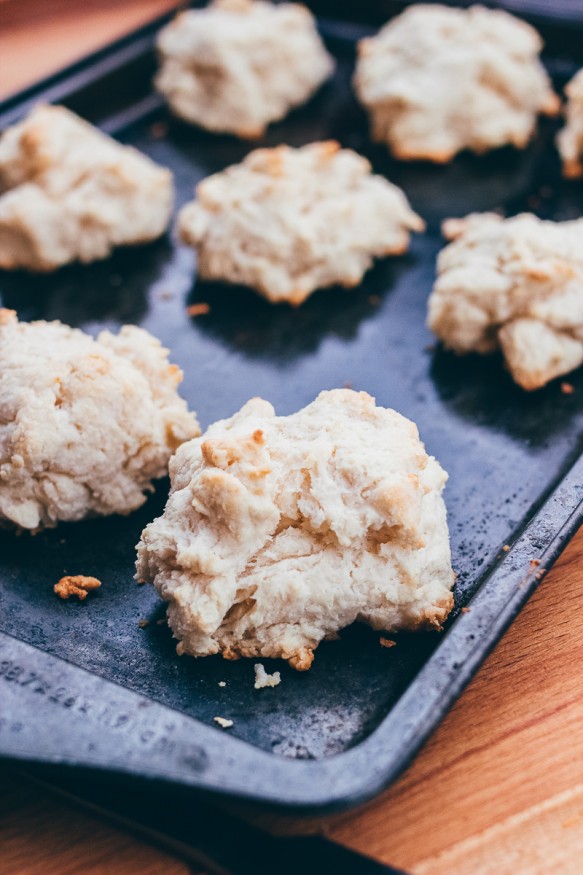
[
  {"x1": 427, "y1": 212, "x2": 583, "y2": 390},
  {"x1": 178, "y1": 141, "x2": 424, "y2": 304},
  {"x1": 354, "y1": 4, "x2": 559, "y2": 163},
  {"x1": 155, "y1": 0, "x2": 334, "y2": 138},
  {"x1": 0, "y1": 310, "x2": 199, "y2": 531},
  {"x1": 557, "y1": 69, "x2": 583, "y2": 179},
  {"x1": 0, "y1": 104, "x2": 173, "y2": 271},
  {"x1": 136, "y1": 389, "x2": 454, "y2": 670}
]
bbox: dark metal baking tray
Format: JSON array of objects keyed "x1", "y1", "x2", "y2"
[{"x1": 0, "y1": 2, "x2": 582, "y2": 816}]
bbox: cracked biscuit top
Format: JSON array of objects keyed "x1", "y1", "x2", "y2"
[
  {"x1": 354, "y1": 4, "x2": 559, "y2": 163},
  {"x1": 427, "y1": 212, "x2": 583, "y2": 390},
  {"x1": 0, "y1": 310, "x2": 200, "y2": 531},
  {"x1": 178, "y1": 141, "x2": 424, "y2": 304},
  {"x1": 155, "y1": 0, "x2": 334, "y2": 138},
  {"x1": 136, "y1": 389, "x2": 454, "y2": 670},
  {"x1": 0, "y1": 104, "x2": 173, "y2": 271}
]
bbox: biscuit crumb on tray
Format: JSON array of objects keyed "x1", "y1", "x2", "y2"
[
  {"x1": 54, "y1": 575, "x2": 101, "y2": 601},
  {"x1": 186, "y1": 303, "x2": 210, "y2": 317},
  {"x1": 379, "y1": 637, "x2": 396, "y2": 648},
  {"x1": 254, "y1": 663, "x2": 281, "y2": 689},
  {"x1": 213, "y1": 716, "x2": 234, "y2": 729}
]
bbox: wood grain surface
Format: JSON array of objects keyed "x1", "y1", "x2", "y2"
[{"x1": 1, "y1": 3, "x2": 583, "y2": 873}]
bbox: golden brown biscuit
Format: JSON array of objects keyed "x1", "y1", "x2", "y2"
[
  {"x1": 178, "y1": 141, "x2": 424, "y2": 304},
  {"x1": 0, "y1": 310, "x2": 199, "y2": 530},
  {"x1": 136, "y1": 389, "x2": 454, "y2": 670},
  {"x1": 0, "y1": 105, "x2": 173, "y2": 271},
  {"x1": 354, "y1": 4, "x2": 559, "y2": 163},
  {"x1": 428, "y1": 213, "x2": 583, "y2": 390}
]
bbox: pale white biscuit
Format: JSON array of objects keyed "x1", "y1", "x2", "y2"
[
  {"x1": 427, "y1": 213, "x2": 583, "y2": 390},
  {"x1": 557, "y1": 69, "x2": 583, "y2": 179},
  {"x1": 354, "y1": 4, "x2": 559, "y2": 163},
  {"x1": 0, "y1": 310, "x2": 200, "y2": 531},
  {"x1": 155, "y1": 0, "x2": 334, "y2": 138},
  {"x1": 136, "y1": 389, "x2": 454, "y2": 671},
  {"x1": 178, "y1": 141, "x2": 424, "y2": 305},
  {"x1": 0, "y1": 104, "x2": 173, "y2": 271}
]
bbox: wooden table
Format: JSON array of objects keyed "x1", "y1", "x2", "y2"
[{"x1": 1, "y1": 3, "x2": 583, "y2": 872}]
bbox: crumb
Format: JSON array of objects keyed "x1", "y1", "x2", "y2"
[
  {"x1": 156, "y1": 617, "x2": 167, "y2": 626},
  {"x1": 254, "y1": 663, "x2": 281, "y2": 689},
  {"x1": 213, "y1": 716, "x2": 234, "y2": 729},
  {"x1": 461, "y1": 606, "x2": 471, "y2": 613},
  {"x1": 368, "y1": 294, "x2": 381, "y2": 306},
  {"x1": 502, "y1": 544, "x2": 510, "y2": 552},
  {"x1": 343, "y1": 381, "x2": 353, "y2": 389},
  {"x1": 218, "y1": 681, "x2": 227, "y2": 687},
  {"x1": 158, "y1": 289, "x2": 174, "y2": 301},
  {"x1": 561, "y1": 382, "x2": 575, "y2": 395},
  {"x1": 186, "y1": 303, "x2": 211, "y2": 317},
  {"x1": 150, "y1": 121, "x2": 169, "y2": 139},
  {"x1": 530, "y1": 558, "x2": 541, "y2": 568},
  {"x1": 54, "y1": 575, "x2": 101, "y2": 601},
  {"x1": 138, "y1": 619, "x2": 150, "y2": 628},
  {"x1": 379, "y1": 637, "x2": 396, "y2": 648}
]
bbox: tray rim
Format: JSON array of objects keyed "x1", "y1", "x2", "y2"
[
  {"x1": 1, "y1": 456, "x2": 581, "y2": 814},
  {"x1": 0, "y1": 4, "x2": 582, "y2": 815}
]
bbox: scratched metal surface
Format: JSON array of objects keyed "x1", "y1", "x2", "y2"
[{"x1": 0, "y1": 14, "x2": 582, "y2": 773}]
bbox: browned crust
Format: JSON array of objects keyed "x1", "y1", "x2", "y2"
[
  {"x1": 562, "y1": 159, "x2": 583, "y2": 180},
  {"x1": 233, "y1": 126, "x2": 267, "y2": 141},
  {"x1": 219, "y1": 642, "x2": 315, "y2": 672},
  {"x1": 541, "y1": 92, "x2": 562, "y2": 118},
  {"x1": 0, "y1": 308, "x2": 17, "y2": 326},
  {"x1": 387, "y1": 141, "x2": 458, "y2": 165}
]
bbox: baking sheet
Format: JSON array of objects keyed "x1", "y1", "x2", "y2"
[{"x1": 0, "y1": 3, "x2": 582, "y2": 812}]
